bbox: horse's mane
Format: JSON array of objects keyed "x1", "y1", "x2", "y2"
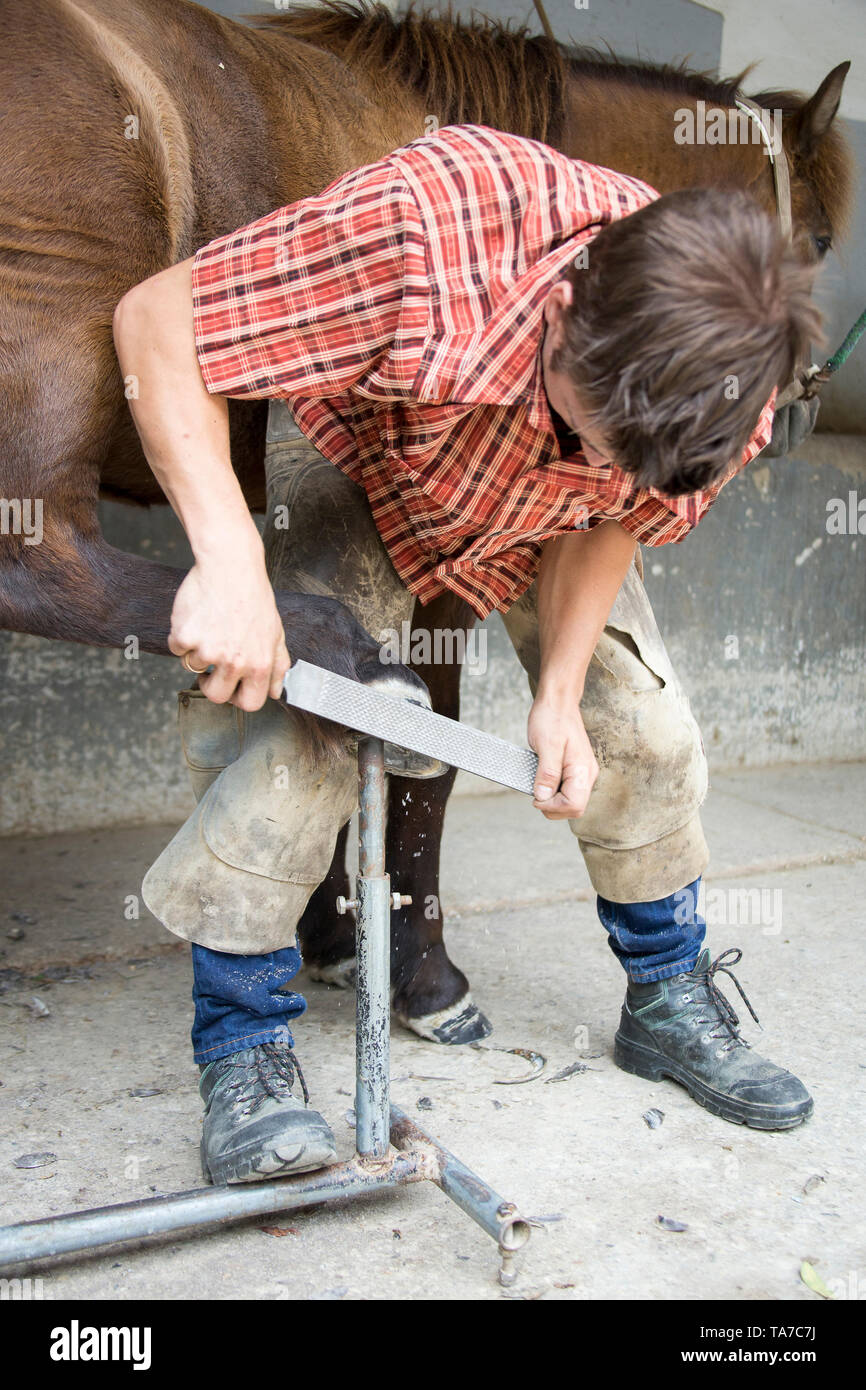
[
  {"x1": 254, "y1": 2, "x2": 852, "y2": 232},
  {"x1": 253, "y1": 1, "x2": 753, "y2": 144},
  {"x1": 255, "y1": 1, "x2": 567, "y2": 142}
]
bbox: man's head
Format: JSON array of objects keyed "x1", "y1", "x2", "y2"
[{"x1": 541, "y1": 188, "x2": 822, "y2": 495}]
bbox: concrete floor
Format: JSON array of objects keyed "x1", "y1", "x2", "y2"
[{"x1": 1, "y1": 762, "x2": 864, "y2": 1300}]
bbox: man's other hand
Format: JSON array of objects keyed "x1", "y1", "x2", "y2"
[
  {"x1": 528, "y1": 697, "x2": 599, "y2": 819},
  {"x1": 168, "y1": 549, "x2": 290, "y2": 711}
]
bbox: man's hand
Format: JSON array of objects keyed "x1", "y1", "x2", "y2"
[
  {"x1": 528, "y1": 696, "x2": 599, "y2": 819},
  {"x1": 530, "y1": 522, "x2": 635, "y2": 818},
  {"x1": 168, "y1": 546, "x2": 290, "y2": 711}
]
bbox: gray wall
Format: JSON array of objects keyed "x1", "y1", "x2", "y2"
[
  {"x1": 2, "y1": 434, "x2": 863, "y2": 835},
  {"x1": 813, "y1": 121, "x2": 866, "y2": 434},
  {"x1": 213, "y1": 0, "x2": 722, "y2": 66}
]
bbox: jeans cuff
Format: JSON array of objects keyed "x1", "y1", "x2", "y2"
[
  {"x1": 627, "y1": 955, "x2": 699, "y2": 985},
  {"x1": 193, "y1": 1026, "x2": 291, "y2": 1066}
]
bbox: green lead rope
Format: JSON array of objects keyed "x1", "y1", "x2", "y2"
[
  {"x1": 824, "y1": 305, "x2": 866, "y2": 375},
  {"x1": 779, "y1": 303, "x2": 866, "y2": 405}
]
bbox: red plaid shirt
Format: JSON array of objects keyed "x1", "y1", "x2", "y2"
[{"x1": 192, "y1": 125, "x2": 775, "y2": 619}]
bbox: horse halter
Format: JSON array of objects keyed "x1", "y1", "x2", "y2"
[
  {"x1": 734, "y1": 97, "x2": 831, "y2": 410},
  {"x1": 734, "y1": 97, "x2": 793, "y2": 243}
]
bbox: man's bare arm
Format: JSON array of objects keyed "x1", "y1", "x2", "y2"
[
  {"x1": 112, "y1": 257, "x2": 289, "y2": 711},
  {"x1": 530, "y1": 520, "x2": 636, "y2": 818}
]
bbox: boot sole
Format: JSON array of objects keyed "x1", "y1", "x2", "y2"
[
  {"x1": 614, "y1": 1033, "x2": 813, "y2": 1130},
  {"x1": 201, "y1": 1134, "x2": 338, "y2": 1186}
]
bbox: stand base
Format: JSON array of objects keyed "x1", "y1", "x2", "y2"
[
  {"x1": 0, "y1": 1108, "x2": 530, "y2": 1284},
  {"x1": 0, "y1": 739, "x2": 530, "y2": 1287}
]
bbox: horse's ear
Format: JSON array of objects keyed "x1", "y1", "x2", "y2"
[{"x1": 792, "y1": 62, "x2": 850, "y2": 155}]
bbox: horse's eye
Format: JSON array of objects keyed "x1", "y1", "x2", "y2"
[{"x1": 814, "y1": 235, "x2": 833, "y2": 257}]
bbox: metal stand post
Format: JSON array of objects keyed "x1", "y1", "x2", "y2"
[
  {"x1": 0, "y1": 737, "x2": 530, "y2": 1282},
  {"x1": 355, "y1": 738, "x2": 392, "y2": 1158}
]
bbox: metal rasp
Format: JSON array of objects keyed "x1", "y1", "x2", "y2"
[{"x1": 281, "y1": 660, "x2": 539, "y2": 795}]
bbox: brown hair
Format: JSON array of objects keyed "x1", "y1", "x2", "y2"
[{"x1": 552, "y1": 189, "x2": 823, "y2": 495}]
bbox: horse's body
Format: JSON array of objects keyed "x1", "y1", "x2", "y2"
[
  {"x1": 0, "y1": 1, "x2": 853, "y2": 1034},
  {"x1": 0, "y1": 0, "x2": 421, "y2": 677}
]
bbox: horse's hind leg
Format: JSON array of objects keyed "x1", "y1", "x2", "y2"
[
  {"x1": 302, "y1": 600, "x2": 493, "y2": 1044},
  {"x1": 299, "y1": 653, "x2": 491, "y2": 1047},
  {"x1": 387, "y1": 614, "x2": 491, "y2": 1044},
  {"x1": 276, "y1": 451, "x2": 489, "y2": 1039},
  {"x1": 298, "y1": 823, "x2": 358, "y2": 989},
  {"x1": 300, "y1": 588, "x2": 493, "y2": 1044}
]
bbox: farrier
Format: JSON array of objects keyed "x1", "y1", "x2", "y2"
[{"x1": 113, "y1": 125, "x2": 819, "y2": 1185}]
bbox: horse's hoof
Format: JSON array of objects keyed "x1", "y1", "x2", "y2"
[
  {"x1": 396, "y1": 993, "x2": 493, "y2": 1045},
  {"x1": 306, "y1": 957, "x2": 357, "y2": 989}
]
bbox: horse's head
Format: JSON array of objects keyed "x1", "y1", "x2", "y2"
[{"x1": 752, "y1": 62, "x2": 854, "y2": 265}]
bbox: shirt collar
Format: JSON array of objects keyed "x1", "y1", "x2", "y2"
[
  {"x1": 417, "y1": 230, "x2": 599, "y2": 414},
  {"x1": 527, "y1": 342, "x2": 554, "y2": 434}
]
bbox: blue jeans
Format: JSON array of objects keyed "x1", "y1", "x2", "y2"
[
  {"x1": 191, "y1": 943, "x2": 307, "y2": 1066},
  {"x1": 190, "y1": 877, "x2": 706, "y2": 1060},
  {"x1": 597, "y1": 876, "x2": 705, "y2": 983}
]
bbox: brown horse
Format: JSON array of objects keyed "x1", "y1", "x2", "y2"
[
  {"x1": 0, "y1": 1, "x2": 853, "y2": 1035},
  {"x1": 0, "y1": 0, "x2": 428, "y2": 720},
  {"x1": 261, "y1": 4, "x2": 855, "y2": 1039}
]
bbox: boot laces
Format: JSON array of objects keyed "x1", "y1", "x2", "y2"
[
  {"x1": 225, "y1": 1043, "x2": 310, "y2": 1115},
  {"x1": 688, "y1": 948, "x2": 761, "y2": 1053}
]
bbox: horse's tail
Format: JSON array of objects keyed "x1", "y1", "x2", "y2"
[{"x1": 254, "y1": 1, "x2": 566, "y2": 144}]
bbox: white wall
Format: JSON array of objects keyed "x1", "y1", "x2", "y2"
[{"x1": 698, "y1": 0, "x2": 866, "y2": 119}]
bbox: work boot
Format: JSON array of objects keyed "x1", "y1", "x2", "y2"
[
  {"x1": 614, "y1": 948, "x2": 813, "y2": 1130},
  {"x1": 199, "y1": 1042, "x2": 337, "y2": 1184}
]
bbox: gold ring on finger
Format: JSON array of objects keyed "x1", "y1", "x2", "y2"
[{"x1": 181, "y1": 654, "x2": 209, "y2": 675}]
